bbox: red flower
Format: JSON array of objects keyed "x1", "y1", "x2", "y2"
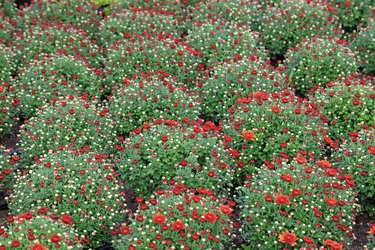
[
  {"x1": 220, "y1": 204, "x2": 233, "y2": 214},
  {"x1": 61, "y1": 214, "x2": 74, "y2": 224},
  {"x1": 368, "y1": 146, "x2": 375, "y2": 155},
  {"x1": 275, "y1": 194, "x2": 291, "y2": 205},
  {"x1": 271, "y1": 105, "x2": 281, "y2": 114},
  {"x1": 120, "y1": 225, "x2": 132, "y2": 235},
  {"x1": 240, "y1": 130, "x2": 255, "y2": 141},
  {"x1": 203, "y1": 211, "x2": 218, "y2": 223},
  {"x1": 317, "y1": 160, "x2": 331, "y2": 168},
  {"x1": 264, "y1": 193, "x2": 273, "y2": 202},
  {"x1": 291, "y1": 188, "x2": 302, "y2": 197},
  {"x1": 295, "y1": 156, "x2": 307, "y2": 164},
  {"x1": 324, "y1": 239, "x2": 343, "y2": 250},
  {"x1": 303, "y1": 236, "x2": 314, "y2": 245},
  {"x1": 153, "y1": 213, "x2": 167, "y2": 224},
  {"x1": 344, "y1": 1, "x2": 351, "y2": 7},
  {"x1": 161, "y1": 136, "x2": 168, "y2": 142},
  {"x1": 11, "y1": 240, "x2": 20, "y2": 248},
  {"x1": 172, "y1": 220, "x2": 185, "y2": 231},
  {"x1": 325, "y1": 197, "x2": 337, "y2": 207},
  {"x1": 280, "y1": 174, "x2": 293, "y2": 182},
  {"x1": 31, "y1": 243, "x2": 48, "y2": 250},
  {"x1": 278, "y1": 231, "x2": 298, "y2": 246},
  {"x1": 50, "y1": 234, "x2": 62, "y2": 243}
]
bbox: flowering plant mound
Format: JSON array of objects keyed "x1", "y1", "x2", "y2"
[
  {"x1": 237, "y1": 156, "x2": 359, "y2": 249},
  {"x1": 366, "y1": 224, "x2": 375, "y2": 250},
  {"x1": 332, "y1": 129, "x2": 375, "y2": 213},
  {"x1": 186, "y1": 19, "x2": 267, "y2": 67},
  {"x1": 0, "y1": 146, "x2": 19, "y2": 192},
  {"x1": 221, "y1": 91, "x2": 328, "y2": 174},
  {"x1": 104, "y1": 35, "x2": 202, "y2": 90},
  {"x1": 0, "y1": 44, "x2": 16, "y2": 83},
  {"x1": 0, "y1": 212, "x2": 82, "y2": 249},
  {"x1": 326, "y1": 0, "x2": 375, "y2": 32},
  {"x1": 118, "y1": 0, "x2": 191, "y2": 16},
  {"x1": 16, "y1": 0, "x2": 101, "y2": 34},
  {"x1": 7, "y1": 151, "x2": 125, "y2": 249},
  {"x1": 108, "y1": 71, "x2": 201, "y2": 134},
  {"x1": 116, "y1": 119, "x2": 236, "y2": 197},
  {"x1": 12, "y1": 24, "x2": 104, "y2": 68},
  {"x1": 187, "y1": 0, "x2": 263, "y2": 31},
  {"x1": 349, "y1": 19, "x2": 375, "y2": 75},
  {"x1": 309, "y1": 75, "x2": 375, "y2": 139},
  {"x1": 0, "y1": 81, "x2": 18, "y2": 139},
  {"x1": 283, "y1": 37, "x2": 359, "y2": 96},
  {"x1": 15, "y1": 56, "x2": 105, "y2": 119},
  {"x1": 19, "y1": 95, "x2": 117, "y2": 165},
  {"x1": 194, "y1": 56, "x2": 289, "y2": 121},
  {"x1": 257, "y1": 0, "x2": 341, "y2": 55},
  {"x1": 113, "y1": 181, "x2": 234, "y2": 250},
  {"x1": 98, "y1": 9, "x2": 183, "y2": 48}
]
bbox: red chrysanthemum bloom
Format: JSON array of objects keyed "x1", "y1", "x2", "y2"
[
  {"x1": 153, "y1": 213, "x2": 167, "y2": 224},
  {"x1": 264, "y1": 193, "x2": 273, "y2": 202},
  {"x1": 50, "y1": 234, "x2": 62, "y2": 243},
  {"x1": 204, "y1": 211, "x2": 219, "y2": 223},
  {"x1": 368, "y1": 146, "x2": 375, "y2": 155},
  {"x1": 220, "y1": 204, "x2": 233, "y2": 214},
  {"x1": 120, "y1": 225, "x2": 132, "y2": 235},
  {"x1": 325, "y1": 197, "x2": 337, "y2": 207},
  {"x1": 317, "y1": 160, "x2": 332, "y2": 168},
  {"x1": 275, "y1": 194, "x2": 291, "y2": 205},
  {"x1": 60, "y1": 214, "x2": 74, "y2": 224},
  {"x1": 280, "y1": 174, "x2": 293, "y2": 182},
  {"x1": 303, "y1": 236, "x2": 314, "y2": 245},
  {"x1": 240, "y1": 130, "x2": 255, "y2": 141},
  {"x1": 172, "y1": 220, "x2": 185, "y2": 231},
  {"x1": 31, "y1": 243, "x2": 48, "y2": 250},
  {"x1": 271, "y1": 105, "x2": 281, "y2": 114},
  {"x1": 278, "y1": 231, "x2": 298, "y2": 246}
]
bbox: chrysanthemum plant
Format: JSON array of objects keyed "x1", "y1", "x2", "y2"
[
  {"x1": 18, "y1": 95, "x2": 117, "y2": 165},
  {"x1": 108, "y1": 70, "x2": 201, "y2": 135},
  {"x1": 15, "y1": 55, "x2": 105, "y2": 119},
  {"x1": 193, "y1": 56, "x2": 289, "y2": 121},
  {"x1": 332, "y1": 129, "x2": 375, "y2": 214},
  {"x1": 185, "y1": 19, "x2": 268, "y2": 68},
  {"x1": 283, "y1": 37, "x2": 359, "y2": 96},
  {"x1": 98, "y1": 9, "x2": 184, "y2": 48},
  {"x1": 0, "y1": 212, "x2": 83, "y2": 249},
  {"x1": 104, "y1": 35, "x2": 202, "y2": 91},
  {"x1": 115, "y1": 119, "x2": 237, "y2": 198},
  {"x1": 221, "y1": 90, "x2": 328, "y2": 175},
  {"x1": 237, "y1": 156, "x2": 359, "y2": 249},
  {"x1": 7, "y1": 151, "x2": 126, "y2": 249},
  {"x1": 11, "y1": 24, "x2": 104, "y2": 69},
  {"x1": 257, "y1": 0, "x2": 342, "y2": 56},
  {"x1": 113, "y1": 180, "x2": 234, "y2": 250},
  {"x1": 349, "y1": 18, "x2": 375, "y2": 75},
  {"x1": 309, "y1": 74, "x2": 375, "y2": 140}
]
